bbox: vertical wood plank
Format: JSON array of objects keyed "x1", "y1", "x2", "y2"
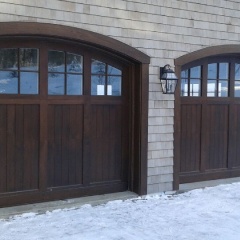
[
  {"x1": 61, "y1": 105, "x2": 70, "y2": 185},
  {"x1": 0, "y1": 105, "x2": 7, "y2": 193},
  {"x1": 47, "y1": 105, "x2": 55, "y2": 188},
  {"x1": 24, "y1": 105, "x2": 39, "y2": 190},
  {"x1": 74, "y1": 105, "x2": 84, "y2": 185},
  {"x1": 6, "y1": 105, "x2": 16, "y2": 192},
  {"x1": 15, "y1": 105, "x2": 24, "y2": 191},
  {"x1": 54, "y1": 105, "x2": 63, "y2": 186},
  {"x1": 68, "y1": 105, "x2": 77, "y2": 185},
  {"x1": 115, "y1": 105, "x2": 123, "y2": 180},
  {"x1": 32, "y1": 105, "x2": 40, "y2": 189}
]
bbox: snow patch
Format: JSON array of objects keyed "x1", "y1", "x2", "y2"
[{"x1": 1, "y1": 183, "x2": 240, "y2": 240}]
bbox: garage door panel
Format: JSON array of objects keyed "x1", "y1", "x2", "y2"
[
  {"x1": 180, "y1": 104, "x2": 201, "y2": 173},
  {"x1": 203, "y1": 104, "x2": 229, "y2": 170},
  {"x1": 0, "y1": 104, "x2": 39, "y2": 193},
  {"x1": 47, "y1": 104, "x2": 84, "y2": 188},
  {"x1": 90, "y1": 105, "x2": 123, "y2": 183},
  {"x1": 228, "y1": 105, "x2": 240, "y2": 168}
]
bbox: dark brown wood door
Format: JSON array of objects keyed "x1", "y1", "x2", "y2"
[
  {"x1": 178, "y1": 56, "x2": 240, "y2": 183},
  {"x1": 0, "y1": 38, "x2": 130, "y2": 207}
]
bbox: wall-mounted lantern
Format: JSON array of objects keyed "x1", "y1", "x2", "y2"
[{"x1": 160, "y1": 64, "x2": 178, "y2": 94}]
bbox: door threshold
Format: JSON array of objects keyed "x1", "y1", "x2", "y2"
[
  {"x1": 179, "y1": 177, "x2": 240, "y2": 192},
  {"x1": 0, "y1": 191, "x2": 138, "y2": 219}
]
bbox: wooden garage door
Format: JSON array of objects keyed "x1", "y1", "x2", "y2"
[
  {"x1": 0, "y1": 39, "x2": 130, "y2": 207},
  {"x1": 179, "y1": 56, "x2": 240, "y2": 183}
]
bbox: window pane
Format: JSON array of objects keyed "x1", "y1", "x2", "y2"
[
  {"x1": 235, "y1": 64, "x2": 240, "y2": 80},
  {"x1": 91, "y1": 75, "x2": 105, "y2": 95},
  {"x1": 235, "y1": 81, "x2": 240, "y2": 97},
  {"x1": 20, "y1": 48, "x2": 39, "y2": 71},
  {"x1": 0, "y1": 71, "x2": 18, "y2": 94},
  {"x1": 208, "y1": 63, "x2": 217, "y2": 79},
  {"x1": 67, "y1": 53, "x2": 83, "y2": 73},
  {"x1": 20, "y1": 72, "x2": 38, "y2": 94},
  {"x1": 189, "y1": 79, "x2": 201, "y2": 96},
  {"x1": 219, "y1": 63, "x2": 229, "y2": 80},
  {"x1": 108, "y1": 65, "x2": 122, "y2": 75},
  {"x1": 190, "y1": 66, "x2": 201, "y2": 78},
  {"x1": 91, "y1": 60, "x2": 106, "y2": 74},
  {"x1": 48, "y1": 73, "x2": 64, "y2": 95},
  {"x1": 181, "y1": 79, "x2": 188, "y2": 96},
  {"x1": 207, "y1": 80, "x2": 217, "y2": 97},
  {"x1": 218, "y1": 80, "x2": 228, "y2": 97},
  {"x1": 181, "y1": 70, "x2": 188, "y2": 79},
  {"x1": 48, "y1": 51, "x2": 65, "y2": 72},
  {"x1": 67, "y1": 74, "x2": 82, "y2": 95},
  {"x1": 0, "y1": 48, "x2": 18, "y2": 70},
  {"x1": 107, "y1": 76, "x2": 121, "y2": 96}
]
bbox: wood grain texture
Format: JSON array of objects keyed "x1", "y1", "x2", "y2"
[{"x1": 0, "y1": 32, "x2": 149, "y2": 207}]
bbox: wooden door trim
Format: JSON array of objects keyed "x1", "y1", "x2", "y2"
[
  {"x1": 175, "y1": 45, "x2": 240, "y2": 67},
  {"x1": 0, "y1": 22, "x2": 150, "y2": 64}
]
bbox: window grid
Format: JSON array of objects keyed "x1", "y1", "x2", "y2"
[
  {"x1": 207, "y1": 63, "x2": 229, "y2": 97},
  {"x1": 0, "y1": 48, "x2": 39, "y2": 95},
  {"x1": 48, "y1": 51, "x2": 83, "y2": 96},
  {"x1": 181, "y1": 66, "x2": 202, "y2": 97},
  {"x1": 181, "y1": 61, "x2": 235, "y2": 98},
  {"x1": 91, "y1": 59, "x2": 122, "y2": 96}
]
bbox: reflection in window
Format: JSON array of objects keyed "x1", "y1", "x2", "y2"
[
  {"x1": 91, "y1": 59, "x2": 122, "y2": 96},
  {"x1": 48, "y1": 51, "x2": 83, "y2": 95},
  {"x1": 48, "y1": 51, "x2": 65, "y2": 73},
  {"x1": 67, "y1": 74, "x2": 83, "y2": 95},
  {"x1": 181, "y1": 66, "x2": 201, "y2": 97},
  {"x1": 48, "y1": 73, "x2": 65, "y2": 95},
  {"x1": 0, "y1": 70, "x2": 18, "y2": 94},
  {"x1": 20, "y1": 49, "x2": 39, "y2": 71},
  {"x1": 0, "y1": 48, "x2": 18, "y2": 70},
  {"x1": 235, "y1": 63, "x2": 240, "y2": 97},
  {"x1": 207, "y1": 63, "x2": 229, "y2": 97},
  {"x1": 20, "y1": 72, "x2": 38, "y2": 94},
  {"x1": 0, "y1": 48, "x2": 39, "y2": 94}
]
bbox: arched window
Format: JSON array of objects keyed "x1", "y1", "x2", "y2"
[
  {"x1": 180, "y1": 56, "x2": 240, "y2": 98},
  {"x1": 0, "y1": 49, "x2": 123, "y2": 97}
]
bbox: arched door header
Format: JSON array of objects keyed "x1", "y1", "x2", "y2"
[
  {"x1": 0, "y1": 22, "x2": 150, "y2": 64},
  {"x1": 175, "y1": 45, "x2": 240, "y2": 67}
]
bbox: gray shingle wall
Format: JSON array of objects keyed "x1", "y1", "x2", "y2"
[{"x1": 1, "y1": 0, "x2": 240, "y2": 193}]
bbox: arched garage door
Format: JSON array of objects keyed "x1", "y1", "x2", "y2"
[
  {"x1": 176, "y1": 54, "x2": 240, "y2": 184},
  {"x1": 0, "y1": 32, "x2": 149, "y2": 207}
]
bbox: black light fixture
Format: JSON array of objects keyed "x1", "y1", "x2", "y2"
[{"x1": 160, "y1": 64, "x2": 178, "y2": 94}]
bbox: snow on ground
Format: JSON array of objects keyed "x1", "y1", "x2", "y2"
[{"x1": 0, "y1": 183, "x2": 240, "y2": 240}]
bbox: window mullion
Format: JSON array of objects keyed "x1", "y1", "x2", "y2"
[
  {"x1": 64, "y1": 52, "x2": 67, "y2": 95},
  {"x1": 229, "y1": 61, "x2": 235, "y2": 98},
  {"x1": 188, "y1": 69, "x2": 190, "y2": 96},
  {"x1": 18, "y1": 48, "x2": 20, "y2": 94},
  {"x1": 217, "y1": 63, "x2": 220, "y2": 97},
  {"x1": 202, "y1": 64, "x2": 207, "y2": 98},
  {"x1": 105, "y1": 65, "x2": 108, "y2": 95}
]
